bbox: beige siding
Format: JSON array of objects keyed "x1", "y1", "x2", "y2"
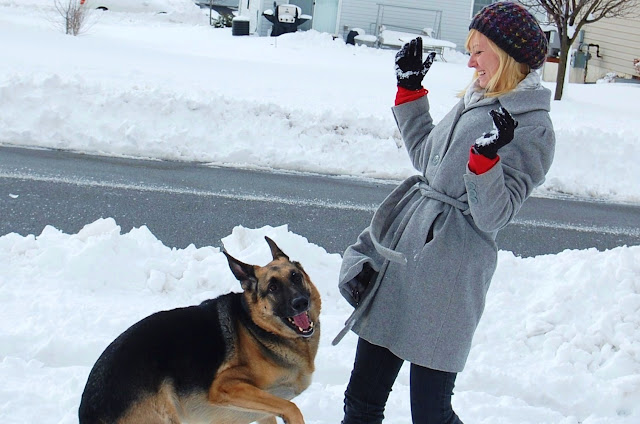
[{"x1": 582, "y1": 10, "x2": 640, "y2": 82}]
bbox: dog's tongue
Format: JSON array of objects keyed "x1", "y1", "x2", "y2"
[{"x1": 292, "y1": 312, "x2": 311, "y2": 330}]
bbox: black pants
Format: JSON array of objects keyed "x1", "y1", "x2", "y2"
[{"x1": 342, "y1": 338, "x2": 463, "y2": 424}]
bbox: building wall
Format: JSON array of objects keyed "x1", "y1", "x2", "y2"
[
  {"x1": 338, "y1": 0, "x2": 473, "y2": 51},
  {"x1": 248, "y1": 0, "x2": 488, "y2": 51},
  {"x1": 581, "y1": 11, "x2": 640, "y2": 82}
]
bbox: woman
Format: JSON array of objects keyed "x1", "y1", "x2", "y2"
[{"x1": 333, "y1": 2, "x2": 555, "y2": 423}]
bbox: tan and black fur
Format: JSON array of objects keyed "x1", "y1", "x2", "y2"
[{"x1": 79, "y1": 237, "x2": 321, "y2": 424}]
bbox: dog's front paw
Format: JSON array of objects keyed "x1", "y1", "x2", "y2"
[{"x1": 281, "y1": 405, "x2": 305, "y2": 424}]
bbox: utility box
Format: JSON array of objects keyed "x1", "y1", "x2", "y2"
[
  {"x1": 572, "y1": 50, "x2": 591, "y2": 68},
  {"x1": 232, "y1": 16, "x2": 250, "y2": 36}
]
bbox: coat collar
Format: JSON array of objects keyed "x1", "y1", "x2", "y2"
[{"x1": 463, "y1": 71, "x2": 551, "y2": 114}]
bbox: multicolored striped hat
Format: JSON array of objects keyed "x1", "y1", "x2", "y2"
[{"x1": 469, "y1": 2, "x2": 548, "y2": 69}]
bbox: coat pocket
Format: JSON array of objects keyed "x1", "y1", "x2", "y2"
[{"x1": 424, "y1": 213, "x2": 442, "y2": 246}]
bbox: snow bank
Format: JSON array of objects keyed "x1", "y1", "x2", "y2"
[{"x1": 1, "y1": 220, "x2": 639, "y2": 423}]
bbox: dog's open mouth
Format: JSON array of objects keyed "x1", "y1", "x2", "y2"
[{"x1": 285, "y1": 312, "x2": 315, "y2": 337}]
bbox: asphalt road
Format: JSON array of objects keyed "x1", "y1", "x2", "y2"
[{"x1": 1, "y1": 145, "x2": 639, "y2": 256}]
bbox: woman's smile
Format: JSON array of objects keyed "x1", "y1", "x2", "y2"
[{"x1": 468, "y1": 33, "x2": 500, "y2": 89}]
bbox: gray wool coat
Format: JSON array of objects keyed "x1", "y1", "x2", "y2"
[{"x1": 333, "y1": 73, "x2": 555, "y2": 372}]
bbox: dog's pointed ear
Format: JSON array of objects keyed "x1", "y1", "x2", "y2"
[
  {"x1": 265, "y1": 236, "x2": 289, "y2": 261},
  {"x1": 223, "y1": 251, "x2": 258, "y2": 291}
]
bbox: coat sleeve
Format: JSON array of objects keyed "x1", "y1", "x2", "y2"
[
  {"x1": 338, "y1": 226, "x2": 385, "y2": 307},
  {"x1": 463, "y1": 124, "x2": 555, "y2": 232},
  {"x1": 391, "y1": 95, "x2": 435, "y2": 172}
]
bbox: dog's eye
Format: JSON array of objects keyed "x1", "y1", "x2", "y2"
[
  {"x1": 291, "y1": 271, "x2": 302, "y2": 284},
  {"x1": 268, "y1": 282, "x2": 279, "y2": 293}
]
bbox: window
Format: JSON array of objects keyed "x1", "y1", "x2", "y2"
[{"x1": 471, "y1": 0, "x2": 495, "y2": 18}]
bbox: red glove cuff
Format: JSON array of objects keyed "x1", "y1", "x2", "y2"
[
  {"x1": 395, "y1": 86, "x2": 428, "y2": 106},
  {"x1": 468, "y1": 146, "x2": 499, "y2": 174}
]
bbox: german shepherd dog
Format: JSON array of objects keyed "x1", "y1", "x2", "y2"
[{"x1": 79, "y1": 237, "x2": 321, "y2": 424}]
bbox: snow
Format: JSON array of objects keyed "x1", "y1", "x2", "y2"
[
  {"x1": 2, "y1": 0, "x2": 639, "y2": 203},
  {"x1": 2, "y1": 221, "x2": 639, "y2": 424},
  {"x1": 1, "y1": 2, "x2": 639, "y2": 424}
]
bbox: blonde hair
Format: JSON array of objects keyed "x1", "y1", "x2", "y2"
[{"x1": 462, "y1": 29, "x2": 530, "y2": 98}]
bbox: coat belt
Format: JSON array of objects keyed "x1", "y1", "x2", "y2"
[
  {"x1": 418, "y1": 180, "x2": 471, "y2": 215},
  {"x1": 370, "y1": 175, "x2": 470, "y2": 265}
]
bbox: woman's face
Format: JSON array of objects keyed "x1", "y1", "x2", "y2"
[{"x1": 467, "y1": 33, "x2": 500, "y2": 89}]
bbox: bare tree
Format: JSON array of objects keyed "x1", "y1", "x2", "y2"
[
  {"x1": 54, "y1": 0, "x2": 90, "y2": 36},
  {"x1": 520, "y1": 0, "x2": 639, "y2": 100}
]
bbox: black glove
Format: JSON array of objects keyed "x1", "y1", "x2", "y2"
[
  {"x1": 395, "y1": 37, "x2": 436, "y2": 91},
  {"x1": 472, "y1": 107, "x2": 519, "y2": 159},
  {"x1": 345, "y1": 263, "x2": 377, "y2": 305}
]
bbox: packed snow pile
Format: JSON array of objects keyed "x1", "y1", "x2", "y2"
[{"x1": 1, "y1": 220, "x2": 639, "y2": 423}]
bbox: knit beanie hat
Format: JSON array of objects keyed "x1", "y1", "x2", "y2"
[{"x1": 469, "y1": 2, "x2": 548, "y2": 69}]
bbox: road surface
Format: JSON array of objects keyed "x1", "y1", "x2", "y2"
[{"x1": 1, "y1": 146, "x2": 639, "y2": 257}]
